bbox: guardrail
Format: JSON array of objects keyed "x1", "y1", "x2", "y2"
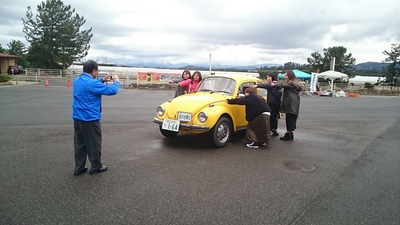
[
  {"x1": 19, "y1": 67, "x2": 262, "y2": 90},
  {"x1": 24, "y1": 68, "x2": 74, "y2": 79}
]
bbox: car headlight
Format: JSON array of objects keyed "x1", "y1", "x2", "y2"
[
  {"x1": 198, "y1": 112, "x2": 208, "y2": 123},
  {"x1": 157, "y1": 106, "x2": 165, "y2": 116}
]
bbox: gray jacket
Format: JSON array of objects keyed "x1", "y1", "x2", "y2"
[{"x1": 275, "y1": 81, "x2": 303, "y2": 116}]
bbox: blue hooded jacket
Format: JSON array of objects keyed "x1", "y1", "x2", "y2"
[{"x1": 72, "y1": 73, "x2": 120, "y2": 121}]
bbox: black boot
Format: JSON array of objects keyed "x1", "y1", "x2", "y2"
[{"x1": 280, "y1": 132, "x2": 293, "y2": 141}]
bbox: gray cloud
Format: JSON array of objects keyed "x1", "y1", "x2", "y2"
[{"x1": 1, "y1": 0, "x2": 399, "y2": 66}]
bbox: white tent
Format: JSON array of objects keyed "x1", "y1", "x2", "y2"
[{"x1": 318, "y1": 70, "x2": 348, "y2": 92}]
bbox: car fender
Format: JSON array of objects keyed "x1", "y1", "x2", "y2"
[{"x1": 195, "y1": 101, "x2": 238, "y2": 132}]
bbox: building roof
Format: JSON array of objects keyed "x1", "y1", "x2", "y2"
[{"x1": 0, "y1": 53, "x2": 17, "y2": 58}]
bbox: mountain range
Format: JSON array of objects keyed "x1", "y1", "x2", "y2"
[
  {"x1": 120, "y1": 61, "x2": 389, "y2": 71},
  {"x1": 352, "y1": 62, "x2": 389, "y2": 70}
]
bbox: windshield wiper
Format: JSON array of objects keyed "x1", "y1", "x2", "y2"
[
  {"x1": 212, "y1": 90, "x2": 231, "y2": 94},
  {"x1": 198, "y1": 89, "x2": 213, "y2": 92}
]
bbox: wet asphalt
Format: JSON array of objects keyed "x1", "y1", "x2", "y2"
[{"x1": 0, "y1": 83, "x2": 399, "y2": 225}]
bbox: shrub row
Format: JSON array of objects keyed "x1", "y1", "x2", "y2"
[
  {"x1": 0, "y1": 74, "x2": 11, "y2": 82},
  {"x1": 349, "y1": 88, "x2": 400, "y2": 96}
]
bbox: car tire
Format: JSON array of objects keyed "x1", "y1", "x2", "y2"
[
  {"x1": 210, "y1": 117, "x2": 232, "y2": 148},
  {"x1": 159, "y1": 126, "x2": 178, "y2": 138}
]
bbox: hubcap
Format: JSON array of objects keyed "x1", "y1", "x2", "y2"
[{"x1": 216, "y1": 122, "x2": 229, "y2": 143}]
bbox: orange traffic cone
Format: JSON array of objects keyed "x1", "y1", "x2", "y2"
[
  {"x1": 67, "y1": 79, "x2": 71, "y2": 87},
  {"x1": 44, "y1": 79, "x2": 49, "y2": 86}
]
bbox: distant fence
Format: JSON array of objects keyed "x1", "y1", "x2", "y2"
[
  {"x1": 19, "y1": 67, "x2": 395, "y2": 91},
  {"x1": 72, "y1": 68, "x2": 182, "y2": 88},
  {"x1": 24, "y1": 68, "x2": 74, "y2": 78},
  {"x1": 21, "y1": 67, "x2": 183, "y2": 88}
]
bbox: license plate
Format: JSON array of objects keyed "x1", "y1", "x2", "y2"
[
  {"x1": 178, "y1": 112, "x2": 191, "y2": 121},
  {"x1": 162, "y1": 119, "x2": 180, "y2": 132}
]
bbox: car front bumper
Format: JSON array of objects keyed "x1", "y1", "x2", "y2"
[{"x1": 153, "y1": 118, "x2": 210, "y2": 131}]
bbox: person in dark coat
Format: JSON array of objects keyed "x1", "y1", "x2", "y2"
[
  {"x1": 227, "y1": 87, "x2": 272, "y2": 148},
  {"x1": 268, "y1": 70, "x2": 304, "y2": 141},
  {"x1": 253, "y1": 74, "x2": 282, "y2": 136}
]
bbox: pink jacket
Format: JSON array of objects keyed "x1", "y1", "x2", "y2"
[{"x1": 178, "y1": 79, "x2": 200, "y2": 93}]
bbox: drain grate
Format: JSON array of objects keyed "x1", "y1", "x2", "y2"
[{"x1": 284, "y1": 161, "x2": 316, "y2": 172}]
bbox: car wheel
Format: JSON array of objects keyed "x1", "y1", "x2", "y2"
[
  {"x1": 210, "y1": 117, "x2": 232, "y2": 148},
  {"x1": 159, "y1": 126, "x2": 178, "y2": 138}
]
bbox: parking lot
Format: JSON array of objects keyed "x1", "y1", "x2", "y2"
[{"x1": 1, "y1": 84, "x2": 399, "y2": 225}]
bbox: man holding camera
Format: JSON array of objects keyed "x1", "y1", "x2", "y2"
[{"x1": 72, "y1": 60, "x2": 120, "y2": 175}]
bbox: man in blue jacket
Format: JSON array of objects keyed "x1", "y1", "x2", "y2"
[{"x1": 72, "y1": 60, "x2": 120, "y2": 175}]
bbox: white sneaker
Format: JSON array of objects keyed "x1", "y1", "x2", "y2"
[
  {"x1": 271, "y1": 130, "x2": 279, "y2": 136},
  {"x1": 246, "y1": 142, "x2": 259, "y2": 148}
]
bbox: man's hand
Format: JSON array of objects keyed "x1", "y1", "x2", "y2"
[
  {"x1": 112, "y1": 74, "x2": 120, "y2": 82},
  {"x1": 104, "y1": 74, "x2": 119, "y2": 82},
  {"x1": 104, "y1": 73, "x2": 113, "y2": 81}
]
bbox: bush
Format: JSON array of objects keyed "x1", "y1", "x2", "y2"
[
  {"x1": 364, "y1": 82, "x2": 374, "y2": 89},
  {"x1": 353, "y1": 88, "x2": 400, "y2": 96},
  {"x1": 0, "y1": 74, "x2": 11, "y2": 82}
]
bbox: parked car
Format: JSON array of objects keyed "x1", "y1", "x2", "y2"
[
  {"x1": 17, "y1": 66, "x2": 25, "y2": 74},
  {"x1": 153, "y1": 74, "x2": 266, "y2": 148},
  {"x1": 7, "y1": 66, "x2": 19, "y2": 75},
  {"x1": 7, "y1": 66, "x2": 25, "y2": 75}
]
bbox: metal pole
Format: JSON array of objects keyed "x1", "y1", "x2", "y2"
[
  {"x1": 331, "y1": 57, "x2": 336, "y2": 71},
  {"x1": 126, "y1": 71, "x2": 128, "y2": 89},
  {"x1": 209, "y1": 53, "x2": 212, "y2": 76}
]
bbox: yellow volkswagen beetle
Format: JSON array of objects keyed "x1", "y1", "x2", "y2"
[{"x1": 153, "y1": 74, "x2": 267, "y2": 148}]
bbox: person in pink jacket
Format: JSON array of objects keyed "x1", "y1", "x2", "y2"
[
  {"x1": 172, "y1": 69, "x2": 191, "y2": 97},
  {"x1": 178, "y1": 70, "x2": 202, "y2": 93}
]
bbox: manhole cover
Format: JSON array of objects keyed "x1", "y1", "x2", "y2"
[{"x1": 284, "y1": 161, "x2": 316, "y2": 172}]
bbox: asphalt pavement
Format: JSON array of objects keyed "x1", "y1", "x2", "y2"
[{"x1": 0, "y1": 83, "x2": 399, "y2": 225}]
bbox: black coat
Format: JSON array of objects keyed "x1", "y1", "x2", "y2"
[
  {"x1": 257, "y1": 82, "x2": 282, "y2": 106},
  {"x1": 227, "y1": 94, "x2": 271, "y2": 121}
]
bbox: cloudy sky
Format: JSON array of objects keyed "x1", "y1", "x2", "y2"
[{"x1": 1, "y1": 0, "x2": 399, "y2": 67}]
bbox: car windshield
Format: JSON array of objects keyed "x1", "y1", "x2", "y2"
[{"x1": 196, "y1": 77, "x2": 236, "y2": 95}]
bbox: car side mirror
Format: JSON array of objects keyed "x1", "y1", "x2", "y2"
[{"x1": 238, "y1": 93, "x2": 245, "y2": 98}]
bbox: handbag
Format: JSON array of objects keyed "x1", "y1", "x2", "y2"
[{"x1": 278, "y1": 111, "x2": 283, "y2": 119}]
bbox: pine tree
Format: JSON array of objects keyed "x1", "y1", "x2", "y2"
[
  {"x1": 22, "y1": 0, "x2": 93, "y2": 69},
  {"x1": 0, "y1": 44, "x2": 6, "y2": 53},
  {"x1": 383, "y1": 43, "x2": 400, "y2": 89},
  {"x1": 307, "y1": 46, "x2": 356, "y2": 76},
  {"x1": 7, "y1": 40, "x2": 28, "y2": 67}
]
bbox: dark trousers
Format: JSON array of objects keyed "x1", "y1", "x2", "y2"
[
  {"x1": 74, "y1": 120, "x2": 102, "y2": 173},
  {"x1": 285, "y1": 113, "x2": 298, "y2": 131},
  {"x1": 269, "y1": 104, "x2": 280, "y2": 130}
]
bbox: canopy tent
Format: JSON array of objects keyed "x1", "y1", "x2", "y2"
[
  {"x1": 318, "y1": 70, "x2": 348, "y2": 80},
  {"x1": 317, "y1": 70, "x2": 348, "y2": 92},
  {"x1": 278, "y1": 69, "x2": 312, "y2": 79}
]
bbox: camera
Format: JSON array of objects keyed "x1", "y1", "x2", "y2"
[{"x1": 109, "y1": 75, "x2": 113, "y2": 80}]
